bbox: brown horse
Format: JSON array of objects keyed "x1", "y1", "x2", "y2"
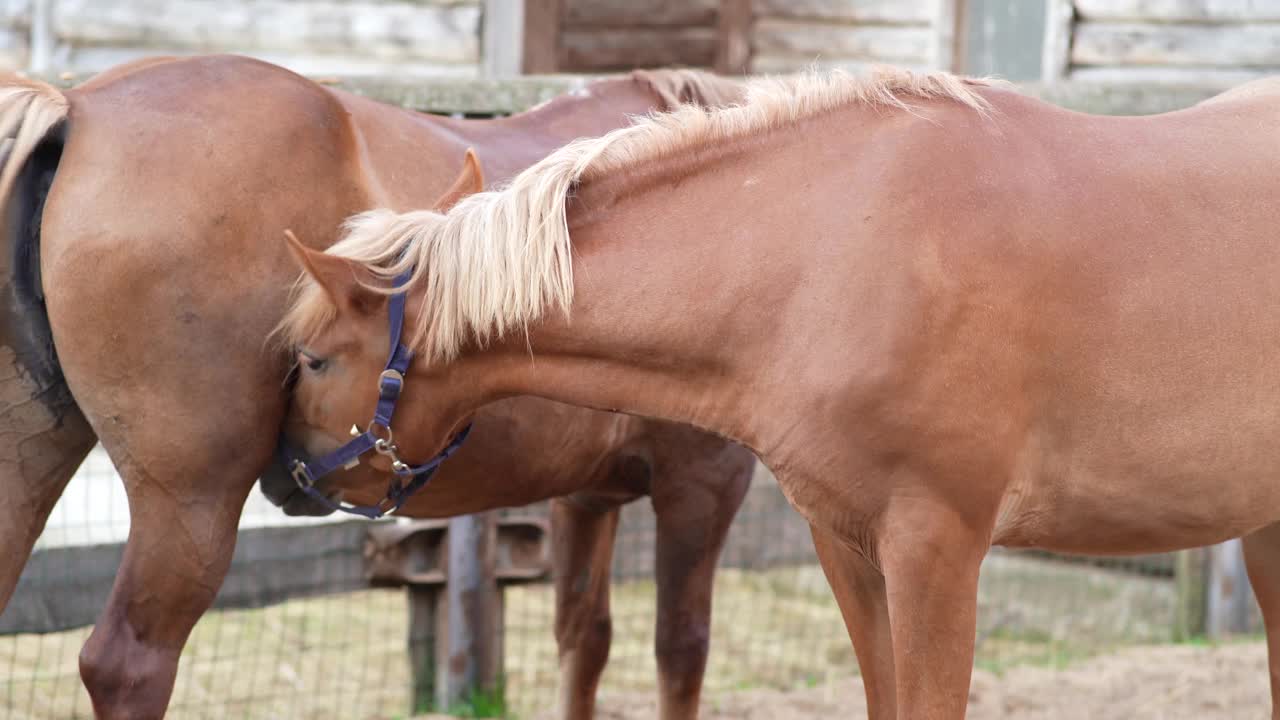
[
  {"x1": 280, "y1": 67, "x2": 1280, "y2": 719},
  {"x1": 0, "y1": 54, "x2": 749, "y2": 719}
]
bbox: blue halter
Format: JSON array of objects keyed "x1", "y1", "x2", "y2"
[{"x1": 283, "y1": 270, "x2": 471, "y2": 519}]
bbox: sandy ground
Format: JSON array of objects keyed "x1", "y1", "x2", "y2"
[{"x1": 565, "y1": 643, "x2": 1271, "y2": 720}]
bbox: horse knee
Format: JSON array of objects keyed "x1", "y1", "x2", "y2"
[
  {"x1": 655, "y1": 621, "x2": 710, "y2": 687},
  {"x1": 581, "y1": 615, "x2": 613, "y2": 663},
  {"x1": 557, "y1": 612, "x2": 612, "y2": 659},
  {"x1": 79, "y1": 621, "x2": 179, "y2": 720}
]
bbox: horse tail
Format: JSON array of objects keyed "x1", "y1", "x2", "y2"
[
  {"x1": 0, "y1": 74, "x2": 77, "y2": 413},
  {"x1": 0, "y1": 77, "x2": 68, "y2": 201}
]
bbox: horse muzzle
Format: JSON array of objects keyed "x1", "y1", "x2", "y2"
[{"x1": 259, "y1": 438, "x2": 342, "y2": 517}]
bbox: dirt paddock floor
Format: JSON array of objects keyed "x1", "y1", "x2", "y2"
[{"x1": 567, "y1": 642, "x2": 1270, "y2": 720}]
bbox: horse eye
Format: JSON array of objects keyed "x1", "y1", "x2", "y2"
[{"x1": 298, "y1": 351, "x2": 328, "y2": 373}]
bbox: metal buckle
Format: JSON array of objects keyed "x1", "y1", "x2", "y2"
[
  {"x1": 376, "y1": 496, "x2": 400, "y2": 517},
  {"x1": 290, "y1": 460, "x2": 314, "y2": 489}
]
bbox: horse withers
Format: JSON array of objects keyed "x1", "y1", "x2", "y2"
[
  {"x1": 0, "y1": 54, "x2": 749, "y2": 720},
  {"x1": 279, "y1": 68, "x2": 1280, "y2": 719}
]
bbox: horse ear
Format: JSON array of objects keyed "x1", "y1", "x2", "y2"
[
  {"x1": 284, "y1": 230, "x2": 381, "y2": 316},
  {"x1": 433, "y1": 148, "x2": 485, "y2": 212}
]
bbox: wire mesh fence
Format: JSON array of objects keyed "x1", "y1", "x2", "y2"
[{"x1": 0, "y1": 446, "x2": 1211, "y2": 719}]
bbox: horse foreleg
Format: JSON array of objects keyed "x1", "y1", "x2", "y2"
[
  {"x1": 0, "y1": 382, "x2": 96, "y2": 613},
  {"x1": 650, "y1": 450, "x2": 751, "y2": 720},
  {"x1": 77, "y1": 451, "x2": 256, "y2": 720},
  {"x1": 878, "y1": 506, "x2": 986, "y2": 720},
  {"x1": 1243, "y1": 522, "x2": 1280, "y2": 719},
  {"x1": 810, "y1": 522, "x2": 897, "y2": 720},
  {"x1": 551, "y1": 496, "x2": 621, "y2": 720}
]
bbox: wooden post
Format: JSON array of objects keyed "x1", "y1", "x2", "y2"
[
  {"x1": 715, "y1": 0, "x2": 753, "y2": 76},
  {"x1": 1205, "y1": 538, "x2": 1253, "y2": 638},
  {"x1": 442, "y1": 512, "x2": 499, "y2": 709},
  {"x1": 931, "y1": 0, "x2": 964, "y2": 72},
  {"x1": 1174, "y1": 548, "x2": 1207, "y2": 641},
  {"x1": 1041, "y1": 0, "x2": 1075, "y2": 84},
  {"x1": 365, "y1": 516, "x2": 549, "y2": 715},
  {"x1": 407, "y1": 585, "x2": 442, "y2": 713},
  {"x1": 484, "y1": 0, "x2": 526, "y2": 78},
  {"x1": 522, "y1": 0, "x2": 562, "y2": 74}
]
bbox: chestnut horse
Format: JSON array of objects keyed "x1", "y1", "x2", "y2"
[
  {"x1": 0, "y1": 54, "x2": 749, "y2": 719},
  {"x1": 280, "y1": 67, "x2": 1280, "y2": 719}
]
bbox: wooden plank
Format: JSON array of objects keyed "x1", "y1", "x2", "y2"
[
  {"x1": 1041, "y1": 0, "x2": 1075, "y2": 83},
  {"x1": 1068, "y1": 64, "x2": 1271, "y2": 86},
  {"x1": 522, "y1": 0, "x2": 562, "y2": 73},
  {"x1": 1074, "y1": 22, "x2": 1280, "y2": 68},
  {"x1": 560, "y1": 27, "x2": 717, "y2": 71},
  {"x1": 754, "y1": 0, "x2": 934, "y2": 25},
  {"x1": 754, "y1": 19, "x2": 933, "y2": 64},
  {"x1": 59, "y1": 45, "x2": 481, "y2": 79},
  {"x1": 0, "y1": 520, "x2": 372, "y2": 635},
  {"x1": 716, "y1": 0, "x2": 753, "y2": 75},
  {"x1": 563, "y1": 0, "x2": 716, "y2": 28},
  {"x1": 483, "y1": 0, "x2": 524, "y2": 77},
  {"x1": 932, "y1": 0, "x2": 962, "y2": 71},
  {"x1": 1020, "y1": 79, "x2": 1222, "y2": 114},
  {"x1": 52, "y1": 0, "x2": 482, "y2": 64},
  {"x1": 1076, "y1": 0, "x2": 1280, "y2": 23}
]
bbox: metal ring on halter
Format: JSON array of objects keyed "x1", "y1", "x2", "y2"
[{"x1": 368, "y1": 420, "x2": 393, "y2": 447}]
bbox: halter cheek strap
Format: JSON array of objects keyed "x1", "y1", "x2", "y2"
[{"x1": 283, "y1": 270, "x2": 472, "y2": 519}]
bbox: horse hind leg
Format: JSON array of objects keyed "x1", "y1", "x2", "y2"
[
  {"x1": 75, "y1": 440, "x2": 256, "y2": 719},
  {"x1": 550, "y1": 496, "x2": 621, "y2": 720},
  {"x1": 1242, "y1": 522, "x2": 1280, "y2": 719},
  {"x1": 0, "y1": 368, "x2": 95, "y2": 612}
]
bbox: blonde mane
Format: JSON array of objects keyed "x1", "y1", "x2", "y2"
[{"x1": 281, "y1": 67, "x2": 995, "y2": 364}]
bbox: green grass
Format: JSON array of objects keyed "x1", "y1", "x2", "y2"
[{"x1": 440, "y1": 684, "x2": 511, "y2": 718}]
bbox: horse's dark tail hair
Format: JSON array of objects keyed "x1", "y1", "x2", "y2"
[{"x1": 0, "y1": 77, "x2": 83, "y2": 428}]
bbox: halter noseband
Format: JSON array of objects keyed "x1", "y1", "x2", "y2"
[{"x1": 283, "y1": 270, "x2": 471, "y2": 519}]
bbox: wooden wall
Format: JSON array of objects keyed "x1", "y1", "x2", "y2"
[
  {"x1": 0, "y1": 0, "x2": 483, "y2": 77},
  {"x1": 751, "y1": 0, "x2": 955, "y2": 75},
  {"x1": 1046, "y1": 0, "x2": 1280, "y2": 85},
  {"x1": 551, "y1": 0, "x2": 960, "y2": 75},
  {"x1": 558, "y1": 0, "x2": 718, "y2": 72}
]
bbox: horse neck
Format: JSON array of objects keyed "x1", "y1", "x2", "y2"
[
  {"x1": 444, "y1": 76, "x2": 671, "y2": 172},
  {"x1": 469, "y1": 133, "x2": 816, "y2": 461}
]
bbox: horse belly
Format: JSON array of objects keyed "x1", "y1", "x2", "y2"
[{"x1": 992, "y1": 433, "x2": 1280, "y2": 555}]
